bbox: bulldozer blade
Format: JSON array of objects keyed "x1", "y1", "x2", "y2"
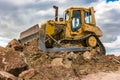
[
  {"x1": 46, "y1": 47, "x2": 92, "y2": 52},
  {"x1": 20, "y1": 24, "x2": 39, "y2": 44},
  {"x1": 39, "y1": 38, "x2": 92, "y2": 52}
]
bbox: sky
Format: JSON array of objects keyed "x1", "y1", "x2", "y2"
[{"x1": 0, "y1": 0, "x2": 120, "y2": 55}]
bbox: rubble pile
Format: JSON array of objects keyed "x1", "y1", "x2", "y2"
[
  {"x1": 0, "y1": 39, "x2": 120, "y2": 80},
  {"x1": 0, "y1": 39, "x2": 28, "y2": 80}
]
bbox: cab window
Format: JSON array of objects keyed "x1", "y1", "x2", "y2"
[
  {"x1": 84, "y1": 11, "x2": 92, "y2": 24},
  {"x1": 72, "y1": 10, "x2": 81, "y2": 32},
  {"x1": 65, "y1": 11, "x2": 69, "y2": 20}
]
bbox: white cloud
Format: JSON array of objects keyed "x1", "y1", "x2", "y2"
[
  {"x1": 94, "y1": 0, "x2": 120, "y2": 24},
  {"x1": 37, "y1": 0, "x2": 66, "y2": 3},
  {"x1": 106, "y1": 49, "x2": 120, "y2": 56},
  {"x1": 91, "y1": 0, "x2": 120, "y2": 43},
  {"x1": 104, "y1": 36, "x2": 120, "y2": 56},
  {"x1": 0, "y1": 37, "x2": 10, "y2": 47},
  {"x1": 36, "y1": 8, "x2": 54, "y2": 16},
  {"x1": 57, "y1": 0, "x2": 66, "y2": 3},
  {"x1": 104, "y1": 36, "x2": 120, "y2": 48},
  {"x1": 4, "y1": 0, "x2": 34, "y2": 5}
]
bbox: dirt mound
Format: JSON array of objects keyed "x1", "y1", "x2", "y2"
[
  {"x1": 0, "y1": 39, "x2": 120, "y2": 80},
  {"x1": 4, "y1": 48, "x2": 28, "y2": 76},
  {"x1": 0, "y1": 39, "x2": 28, "y2": 78},
  {"x1": 6, "y1": 38, "x2": 23, "y2": 51},
  {"x1": 0, "y1": 46, "x2": 6, "y2": 55},
  {"x1": 24, "y1": 50, "x2": 120, "y2": 80},
  {"x1": 23, "y1": 39, "x2": 40, "y2": 53},
  {"x1": 19, "y1": 39, "x2": 120, "y2": 80}
]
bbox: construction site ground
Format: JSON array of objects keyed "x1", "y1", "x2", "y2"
[{"x1": 0, "y1": 39, "x2": 120, "y2": 80}]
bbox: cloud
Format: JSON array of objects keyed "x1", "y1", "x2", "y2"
[
  {"x1": 0, "y1": 0, "x2": 34, "y2": 5},
  {"x1": 104, "y1": 36, "x2": 120, "y2": 48},
  {"x1": 0, "y1": 0, "x2": 97, "y2": 39},
  {"x1": 37, "y1": 0, "x2": 67, "y2": 3},
  {"x1": 0, "y1": 0, "x2": 120, "y2": 55},
  {"x1": 104, "y1": 35, "x2": 120, "y2": 55},
  {"x1": 0, "y1": 37, "x2": 10, "y2": 47},
  {"x1": 94, "y1": 1, "x2": 120, "y2": 42}
]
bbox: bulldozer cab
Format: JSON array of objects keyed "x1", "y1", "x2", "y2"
[{"x1": 64, "y1": 7, "x2": 96, "y2": 38}]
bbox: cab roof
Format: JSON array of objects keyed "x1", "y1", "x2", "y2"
[{"x1": 64, "y1": 7, "x2": 92, "y2": 12}]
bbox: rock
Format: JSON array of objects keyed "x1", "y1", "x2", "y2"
[
  {"x1": 19, "y1": 68, "x2": 35, "y2": 80},
  {"x1": 63, "y1": 59, "x2": 72, "y2": 68},
  {"x1": 69, "y1": 77, "x2": 80, "y2": 80},
  {"x1": 0, "y1": 46, "x2": 7, "y2": 70},
  {"x1": 0, "y1": 58, "x2": 5, "y2": 71},
  {"x1": 117, "y1": 55, "x2": 120, "y2": 61},
  {"x1": 6, "y1": 39, "x2": 23, "y2": 52},
  {"x1": 66, "y1": 52, "x2": 77, "y2": 60},
  {"x1": 51, "y1": 57, "x2": 72, "y2": 68},
  {"x1": 0, "y1": 40, "x2": 28, "y2": 77},
  {"x1": 0, "y1": 47, "x2": 6, "y2": 71},
  {"x1": 51, "y1": 58, "x2": 63, "y2": 66},
  {"x1": 90, "y1": 49, "x2": 97, "y2": 56},
  {"x1": 23, "y1": 39, "x2": 40, "y2": 53},
  {"x1": 0, "y1": 46, "x2": 6, "y2": 55},
  {"x1": 106, "y1": 55, "x2": 116, "y2": 60},
  {"x1": 0, "y1": 48, "x2": 28, "y2": 77},
  {"x1": 83, "y1": 51, "x2": 92, "y2": 60},
  {"x1": 0, "y1": 71, "x2": 17, "y2": 80}
]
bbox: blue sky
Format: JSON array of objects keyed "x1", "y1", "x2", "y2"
[
  {"x1": 0, "y1": 0, "x2": 120, "y2": 55},
  {"x1": 106, "y1": 0, "x2": 119, "y2": 3}
]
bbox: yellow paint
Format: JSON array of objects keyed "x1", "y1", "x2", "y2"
[
  {"x1": 46, "y1": 21, "x2": 54, "y2": 35},
  {"x1": 40, "y1": 7, "x2": 103, "y2": 40},
  {"x1": 40, "y1": 7, "x2": 102, "y2": 40}
]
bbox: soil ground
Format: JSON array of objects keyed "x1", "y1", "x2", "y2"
[{"x1": 0, "y1": 39, "x2": 120, "y2": 80}]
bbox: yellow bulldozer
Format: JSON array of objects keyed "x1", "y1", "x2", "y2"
[{"x1": 19, "y1": 6, "x2": 106, "y2": 55}]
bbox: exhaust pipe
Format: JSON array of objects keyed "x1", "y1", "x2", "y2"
[{"x1": 53, "y1": 5, "x2": 58, "y2": 21}]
